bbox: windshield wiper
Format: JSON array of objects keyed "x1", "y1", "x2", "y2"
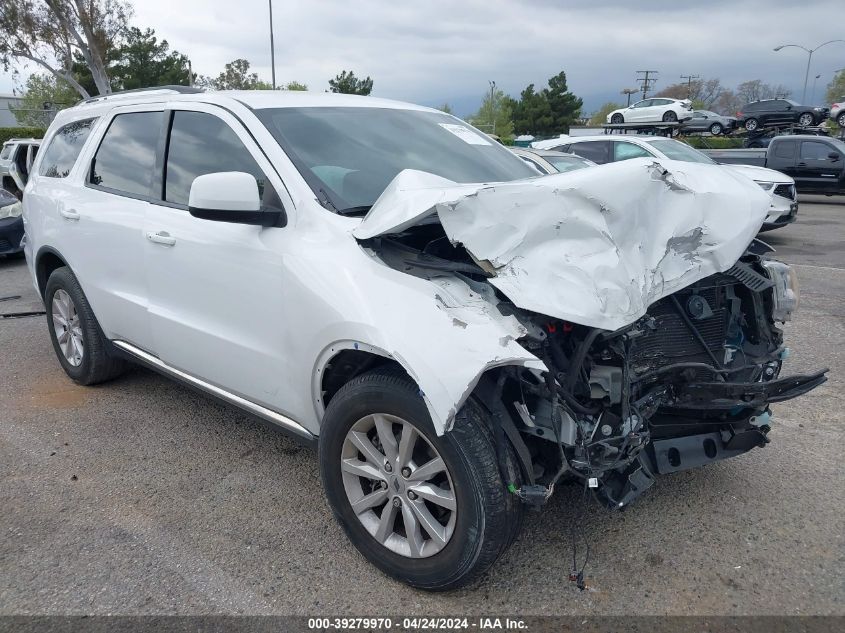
[{"x1": 336, "y1": 205, "x2": 373, "y2": 216}]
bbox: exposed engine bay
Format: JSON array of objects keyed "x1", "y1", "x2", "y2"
[{"x1": 362, "y1": 219, "x2": 828, "y2": 510}]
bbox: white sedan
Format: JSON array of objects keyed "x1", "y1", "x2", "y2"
[{"x1": 607, "y1": 98, "x2": 693, "y2": 124}]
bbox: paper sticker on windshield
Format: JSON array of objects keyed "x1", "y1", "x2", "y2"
[{"x1": 439, "y1": 123, "x2": 491, "y2": 145}]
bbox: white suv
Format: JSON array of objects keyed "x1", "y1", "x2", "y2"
[{"x1": 23, "y1": 87, "x2": 825, "y2": 590}]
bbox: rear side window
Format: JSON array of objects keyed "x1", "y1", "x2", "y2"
[
  {"x1": 38, "y1": 118, "x2": 96, "y2": 178},
  {"x1": 773, "y1": 140, "x2": 797, "y2": 159},
  {"x1": 165, "y1": 110, "x2": 267, "y2": 206},
  {"x1": 569, "y1": 141, "x2": 611, "y2": 164},
  {"x1": 91, "y1": 112, "x2": 163, "y2": 197}
]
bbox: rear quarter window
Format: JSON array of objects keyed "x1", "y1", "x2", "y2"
[
  {"x1": 773, "y1": 140, "x2": 797, "y2": 159},
  {"x1": 0, "y1": 144, "x2": 13, "y2": 160},
  {"x1": 39, "y1": 119, "x2": 97, "y2": 178}
]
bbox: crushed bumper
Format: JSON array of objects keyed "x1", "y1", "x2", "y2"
[{"x1": 672, "y1": 368, "x2": 828, "y2": 410}]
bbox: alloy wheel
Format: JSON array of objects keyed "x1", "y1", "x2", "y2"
[
  {"x1": 51, "y1": 289, "x2": 83, "y2": 367},
  {"x1": 798, "y1": 113, "x2": 814, "y2": 127},
  {"x1": 340, "y1": 413, "x2": 457, "y2": 558}
]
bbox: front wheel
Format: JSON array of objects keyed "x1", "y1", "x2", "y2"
[
  {"x1": 44, "y1": 266, "x2": 126, "y2": 385},
  {"x1": 709, "y1": 122, "x2": 723, "y2": 135},
  {"x1": 610, "y1": 113, "x2": 624, "y2": 124},
  {"x1": 838, "y1": 112, "x2": 845, "y2": 127},
  {"x1": 797, "y1": 113, "x2": 814, "y2": 127},
  {"x1": 319, "y1": 369, "x2": 523, "y2": 590}
]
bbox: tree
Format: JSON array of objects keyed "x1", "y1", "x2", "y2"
[
  {"x1": 328, "y1": 70, "x2": 373, "y2": 95},
  {"x1": 199, "y1": 58, "x2": 269, "y2": 90},
  {"x1": 468, "y1": 86, "x2": 514, "y2": 139},
  {"x1": 10, "y1": 72, "x2": 78, "y2": 126},
  {"x1": 109, "y1": 27, "x2": 189, "y2": 90},
  {"x1": 736, "y1": 79, "x2": 791, "y2": 104},
  {"x1": 283, "y1": 80, "x2": 307, "y2": 91},
  {"x1": 545, "y1": 71, "x2": 583, "y2": 132},
  {"x1": 511, "y1": 84, "x2": 553, "y2": 136},
  {"x1": 511, "y1": 71, "x2": 582, "y2": 136},
  {"x1": 437, "y1": 103, "x2": 453, "y2": 114},
  {"x1": 0, "y1": 0, "x2": 131, "y2": 98},
  {"x1": 655, "y1": 78, "x2": 724, "y2": 108},
  {"x1": 589, "y1": 102, "x2": 623, "y2": 126},
  {"x1": 826, "y1": 70, "x2": 845, "y2": 129}
]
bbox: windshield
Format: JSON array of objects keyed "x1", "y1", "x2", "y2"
[
  {"x1": 255, "y1": 107, "x2": 536, "y2": 213},
  {"x1": 645, "y1": 139, "x2": 716, "y2": 164}
]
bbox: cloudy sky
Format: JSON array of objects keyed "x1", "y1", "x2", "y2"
[{"x1": 5, "y1": 0, "x2": 845, "y2": 115}]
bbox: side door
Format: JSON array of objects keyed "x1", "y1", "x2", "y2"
[
  {"x1": 797, "y1": 140, "x2": 842, "y2": 193},
  {"x1": 628, "y1": 100, "x2": 652, "y2": 122},
  {"x1": 65, "y1": 107, "x2": 164, "y2": 350},
  {"x1": 144, "y1": 104, "x2": 295, "y2": 412},
  {"x1": 770, "y1": 139, "x2": 799, "y2": 180},
  {"x1": 567, "y1": 141, "x2": 612, "y2": 164}
]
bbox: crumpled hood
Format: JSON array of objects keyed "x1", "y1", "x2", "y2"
[
  {"x1": 725, "y1": 163, "x2": 793, "y2": 185},
  {"x1": 353, "y1": 158, "x2": 771, "y2": 331}
]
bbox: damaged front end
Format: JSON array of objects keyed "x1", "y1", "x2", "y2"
[{"x1": 354, "y1": 159, "x2": 828, "y2": 510}]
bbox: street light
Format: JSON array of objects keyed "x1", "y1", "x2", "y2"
[
  {"x1": 269, "y1": 0, "x2": 276, "y2": 89},
  {"x1": 773, "y1": 40, "x2": 845, "y2": 103},
  {"x1": 489, "y1": 80, "x2": 496, "y2": 135}
]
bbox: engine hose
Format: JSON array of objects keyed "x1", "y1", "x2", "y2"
[{"x1": 565, "y1": 327, "x2": 603, "y2": 393}]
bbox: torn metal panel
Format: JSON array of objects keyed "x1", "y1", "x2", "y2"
[{"x1": 354, "y1": 158, "x2": 772, "y2": 330}]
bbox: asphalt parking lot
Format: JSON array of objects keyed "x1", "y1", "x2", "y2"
[{"x1": 1, "y1": 197, "x2": 843, "y2": 616}]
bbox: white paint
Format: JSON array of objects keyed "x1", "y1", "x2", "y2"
[{"x1": 355, "y1": 158, "x2": 772, "y2": 330}]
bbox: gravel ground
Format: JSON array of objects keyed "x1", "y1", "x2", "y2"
[{"x1": 1, "y1": 197, "x2": 843, "y2": 616}]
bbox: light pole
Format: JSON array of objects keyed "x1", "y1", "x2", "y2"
[
  {"x1": 269, "y1": 0, "x2": 276, "y2": 89},
  {"x1": 773, "y1": 40, "x2": 845, "y2": 103},
  {"x1": 489, "y1": 80, "x2": 496, "y2": 135},
  {"x1": 810, "y1": 74, "x2": 821, "y2": 104}
]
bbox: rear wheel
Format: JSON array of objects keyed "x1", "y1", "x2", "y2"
[
  {"x1": 838, "y1": 112, "x2": 845, "y2": 127},
  {"x1": 745, "y1": 118, "x2": 759, "y2": 131},
  {"x1": 709, "y1": 122, "x2": 723, "y2": 135},
  {"x1": 662, "y1": 110, "x2": 678, "y2": 122},
  {"x1": 44, "y1": 266, "x2": 126, "y2": 385},
  {"x1": 797, "y1": 112, "x2": 814, "y2": 127},
  {"x1": 610, "y1": 113, "x2": 624, "y2": 124},
  {"x1": 319, "y1": 369, "x2": 523, "y2": 590}
]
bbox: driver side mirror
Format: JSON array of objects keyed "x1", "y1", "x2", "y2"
[
  {"x1": 829, "y1": 152, "x2": 841, "y2": 162},
  {"x1": 188, "y1": 171, "x2": 284, "y2": 227}
]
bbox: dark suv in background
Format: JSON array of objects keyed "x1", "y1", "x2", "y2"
[{"x1": 737, "y1": 99, "x2": 829, "y2": 131}]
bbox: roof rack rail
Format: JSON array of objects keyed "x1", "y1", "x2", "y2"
[{"x1": 78, "y1": 85, "x2": 203, "y2": 105}]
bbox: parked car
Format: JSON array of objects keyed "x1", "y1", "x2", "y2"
[
  {"x1": 0, "y1": 137, "x2": 41, "y2": 196},
  {"x1": 509, "y1": 148, "x2": 596, "y2": 174},
  {"x1": 736, "y1": 99, "x2": 829, "y2": 132},
  {"x1": 743, "y1": 127, "x2": 830, "y2": 149},
  {"x1": 681, "y1": 110, "x2": 736, "y2": 136},
  {"x1": 830, "y1": 98, "x2": 845, "y2": 127},
  {"x1": 534, "y1": 135, "x2": 799, "y2": 230},
  {"x1": 0, "y1": 188, "x2": 23, "y2": 257},
  {"x1": 23, "y1": 87, "x2": 825, "y2": 590},
  {"x1": 607, "y1": 98, "x2": 693, "y2": 124},
  {"x1": 703, "y1": 135, "x2": 845, "y2": 195}
]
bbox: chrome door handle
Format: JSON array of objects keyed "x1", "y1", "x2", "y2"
[
  {"x1": 60, "y1": 209, "x2": 80, "y2": 221},
  {"x1": 146, "y1": 231, "x2": 176, "y2": 246}
]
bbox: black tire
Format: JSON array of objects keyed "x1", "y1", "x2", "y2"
[
  {"x1": 319, "y1": 369, "x2": 524, "y2": 591},
  {"x1": 44, "y1": 266, "x2": 126, "y2": 385},
  {"x1": 610, "y1": 113, "x2": 624, "y2": 124},
  {"x1": 838, "y1": 112, "x2": 845, "y2": 127},
  {"x1": 797, "y1": 112, "x2": 814, "y2": 127},
  {"x1": 662, "y1": 110, "x2": 678, "y2": 122},
  {"x1": 745, "y1": 118, "x2": 759, "y2": 131},
  {"x1": 709, "y1": 122, "x2": 723, "y2": 136}
]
